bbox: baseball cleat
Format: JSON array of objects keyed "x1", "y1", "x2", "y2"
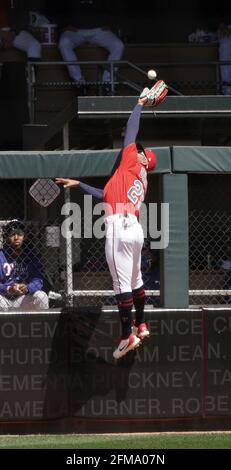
[
  {"x1": 133, "y1": 321, "x2": 150, "y2": 340},
  {"x1": 113, "y1": 333, "x2": 141, "y2": 359}
]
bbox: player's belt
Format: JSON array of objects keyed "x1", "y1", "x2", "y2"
[{"x1": 105, "y1": 213, "x2": 138, "y2": 226}]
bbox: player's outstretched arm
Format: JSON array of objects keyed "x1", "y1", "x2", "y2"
[
  {"x1": 138, "y1": 96, "x2": 148, "y2": 106},
  {"x1": 123, "y1": 97, "x2": 147, "y2": 148},
  {"x1": 55, "y1": 178, "x2": 103, "y2": 200},
  {"x1": 55, "y1": 178, "x2": 80, "y2": 188}
]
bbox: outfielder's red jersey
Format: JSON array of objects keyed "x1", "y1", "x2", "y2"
[{"x1": 103, "y1": 143, "x2": 156, "y2": 216}]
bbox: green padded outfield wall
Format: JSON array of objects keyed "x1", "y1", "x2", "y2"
[
  {"x1": 1, "y1": 146, "x2": 230, "y2": 178},
  {"x1": 0, "y1": 146, "x2": 230, "y2": 310},
  {"x1": 0, "y1": 148, "x2": 171, "y2": 178},
  {"x1": 172, "y1": 146, "x2": 231, "y2": 173}
]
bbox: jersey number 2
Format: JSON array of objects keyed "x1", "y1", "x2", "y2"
[{"x1": 127, "y1": 180, "x2": 144, "y2": 205}]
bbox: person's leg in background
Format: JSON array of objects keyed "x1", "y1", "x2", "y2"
[
  {"x1": 0, "y1": 292, "x2": 49, "y2": 311},
  {"x1": 13, "y1": 30, "x2": 42, "y2": 99},
  {"x1": 59, "y1": 30, "x2": 86, "y2": 83},
  {"x1": 90, "y1": 28, "x2": 124, "y2": 82},
  {"x1": 19, "y1": 291, "x2": 49, "y2": 310},
  {"x1": 0, "y1": 294, "x2": 11, "y2": 311},
  {"x1": 32, "y1": 291, "x2": 49, "y2": 310},
  {"x1": 219, "y1": 36, "x2": 231, "y2": 94},
  {"x1": 13, "y1": 30, "x2": 41, "y2": 59}
]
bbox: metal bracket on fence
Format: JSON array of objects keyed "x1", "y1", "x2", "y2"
[
  {"x1": 48, "y1": 289, "x2": 231, "y2": 301},
  {"x1": 189, "y1": 289, "x2": 231, "y2": 296},
  {"x1": 48, "y1": 290, "x2": 160, "y2": 300}
]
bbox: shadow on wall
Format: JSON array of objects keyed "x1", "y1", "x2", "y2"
[
  {"x1": 43, "y1": 307, "x2": 135, "y2": 419},
  {"x1": 0, "y1": 62, "x2": 29, "y2": 150}
]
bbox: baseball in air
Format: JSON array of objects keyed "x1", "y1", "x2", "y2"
[{"x1": 147, "y1": 69, "x2": 157, "y2": 80}]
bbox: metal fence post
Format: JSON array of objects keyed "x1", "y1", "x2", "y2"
[
  {"x1": 26, "y1": 62, "x2": 35, "y2": 124},
  {"x1": 63, "y1": 124, "x2": 73, "y2": 304}
]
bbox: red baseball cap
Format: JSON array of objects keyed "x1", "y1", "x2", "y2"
[
  {"x1": 144, "y1": 148, "x2": 157, "y2": 172},
  {"x1": 136, "y1": 142, "x2": 157, "y2": 172}
]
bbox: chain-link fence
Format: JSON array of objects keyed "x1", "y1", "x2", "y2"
[
  {"x1": 1, "y1": 173, "x2": 230, "y2": 310},
  {"x1": 0, "y1": 179, "x2": 65, "y2": 311},
  {"x1": 0, "y1": 176, "x2": 160, "y2": 311},
  {"x1": 63, "y1": 173, "x2": 160, "y2": 308},
  {"x1": 0, "y1": 175, "x2": 231, "y2": 308},
  {"x1": 189, "y1": 174, "x2": 231, "y2": 305}
]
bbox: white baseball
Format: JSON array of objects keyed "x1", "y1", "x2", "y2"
[{"x1": 147, "y1": 69, "x2": 157, "y2": 80}]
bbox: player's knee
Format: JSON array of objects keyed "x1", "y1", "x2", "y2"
[
  {"x1": 32, "y1": 38, "x2": 42, "y2": 54},
  {"x1": 107, "y1": 36, "x2": 124, "y2": 57},
  {"x1": 27, "y1": 36, "x2": 42, "y2": 58},
  {"x1": 0, "y1": 295, "x2": 9, "y2": 311},
  {"x1": 59, "y1": 35, "x2": 73, "y2": 51},
  {"x1": 115, "y1": 38, "x2": 124, "y2": 57},
  {"x1": 33, "y1": 291, "x2": 49, "y2": 310}
]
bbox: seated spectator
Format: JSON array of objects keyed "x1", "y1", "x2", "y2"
[
  {"x1": 0, "y1": 0, "x2": 41, "y2": 61},
  {"x1": 58, "y1": 0, "x2": 124, "y2": 84},
  {"x1": 0, "y1": 220, "x2": 49, "y2": 311}
]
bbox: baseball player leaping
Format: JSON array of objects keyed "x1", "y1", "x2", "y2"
[{"x1": 56, "y1": 80, "x2": 168, "y2": 360}]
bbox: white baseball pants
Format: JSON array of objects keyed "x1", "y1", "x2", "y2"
[
  {"x1": 0, "y1": 290, "x2": 49, "y2": 311},
  {"x1": 105, "y1": 214, "x2": 144, "y2": 295}
]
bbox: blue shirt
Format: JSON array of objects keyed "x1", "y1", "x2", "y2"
[{"x1": 0, "y1": 245, "x2": 44, "y2": 296}]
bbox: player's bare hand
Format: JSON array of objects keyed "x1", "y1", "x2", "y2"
[
  {"x1": 8, "y1": 284, "x2": 23, "y2": 296},
  {"x1": 55, "y1": 178, "x2": 80, "y2": 188},
  {"x1": 138, "y1": 96, "x2": 148, "y2": 106},
  {"x1": 17, "y1": 283, "x2": 28, "y2": 294}
]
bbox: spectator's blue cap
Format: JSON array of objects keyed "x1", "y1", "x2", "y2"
[{"x1": 2, "y1": 220, "x2": 25, "y2": 237}]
